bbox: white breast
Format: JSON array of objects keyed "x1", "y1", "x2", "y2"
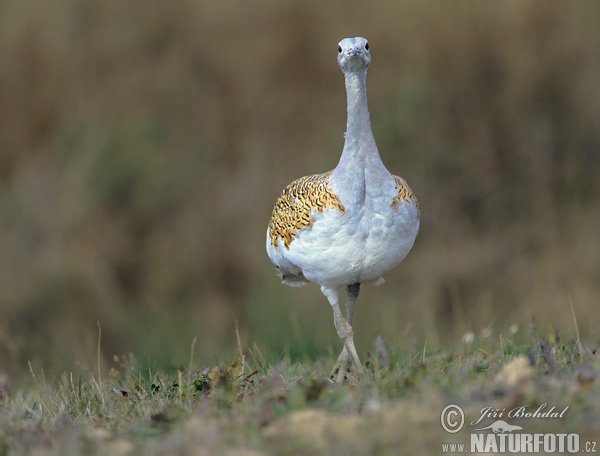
[{"x1": 267, "y1": 189, "x2": 419, "y2": 288}]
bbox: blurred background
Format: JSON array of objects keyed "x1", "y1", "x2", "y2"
[{"x1": 1, "y1": 1, "x2": 599, "y2": 380}]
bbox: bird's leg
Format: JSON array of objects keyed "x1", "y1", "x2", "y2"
[
  {"x1": 332, "y1": 301, "x2": 363, "y2": 375},
  {"x1": 330, "y1": 283, "x2": 361, "y2": 380},
  {"x1": 345, "y1": 282, "x2": 360, "y2": 324},
  {"x1": 321, "y1": 286, "x2": 363, "y2": 381}
]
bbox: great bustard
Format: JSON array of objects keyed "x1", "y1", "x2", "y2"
[{"x1": 266, "y1": 37, "x2": 419, "y2": 381}]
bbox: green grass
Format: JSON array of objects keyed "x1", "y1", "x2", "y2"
[{"x1": 2, "y1": 331, "x2": 598, "y2": 455}]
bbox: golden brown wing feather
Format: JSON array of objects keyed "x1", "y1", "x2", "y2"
[
  {"x1": 391, "y1": 175, "x2": 419, "y2": 218},
  {"x1": 268, "y1": 171, "x2": 345, "y2": 250}
]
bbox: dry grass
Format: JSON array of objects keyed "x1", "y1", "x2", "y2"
[{"x1": 1, "y1": 331, "x2": 599, "y2": 455}]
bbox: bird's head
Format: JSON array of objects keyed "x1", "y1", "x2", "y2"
[{"x1": 337, "y1": 37, "x2": 371, "y2": 72}]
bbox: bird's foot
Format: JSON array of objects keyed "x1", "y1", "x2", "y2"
[
  {"x1": 329, "y1": 345, "x2": 364, "y2": 383},
  {"x1": 330, "y1": 347, "x2": 352, "y2": 382}
]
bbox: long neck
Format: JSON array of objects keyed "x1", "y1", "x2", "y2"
[
  {"x1": 335, "y1": 69, "x2": 381, "y2": 171},
  {"x1": 345, "y1": 70, "x2": 372, "y2": 143}
]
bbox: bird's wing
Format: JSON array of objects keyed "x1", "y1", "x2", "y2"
[
  {"x1": 391, "y1": 174, "x2": 419, "y2": 216},
  {"x1": 268, "y1": 171, "x2": 345, "y2": 250}
]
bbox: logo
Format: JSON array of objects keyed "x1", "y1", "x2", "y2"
[
  {"x1": 474, "y1": 420, "x2": 523, "y2": 433},
  {"x1": 440, "y1": 403, "x2": 597, "y2": 454},
  {"x1": 470, "y1": 403, "x2": 569, "y2": 426},
  {"x1": 440, "y1": 404, "x2": 464, "y2": 433}
]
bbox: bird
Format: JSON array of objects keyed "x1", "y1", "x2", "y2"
[{"x1": 266, "y1": 37, "x2": 420, "y2": 381}]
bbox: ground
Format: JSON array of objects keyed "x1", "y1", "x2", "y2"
[{"x1": 1, "y1": 332, "x2": 599, "y2": 455}]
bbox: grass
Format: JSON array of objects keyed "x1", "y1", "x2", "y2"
[
  {"x1": 2, "y1": 330, "x2": 598, "y2": 455},
  {"x1": 1, "y1": 0, "x2": 599, "y2": 379}
]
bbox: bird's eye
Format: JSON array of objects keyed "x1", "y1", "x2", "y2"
[
  {"x1": 338, "y1": 45, "x2": 342, "y2": 54},
  {"x1": 365, "y1": 42, "x2": 369, "y2": 51}
]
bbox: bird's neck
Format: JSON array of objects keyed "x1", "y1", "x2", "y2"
[
  {"x1": 344, "y1": 70, "x2": 372, "y2": 143},
  {"x1": 334, "y1": 69, "x2": 384, "y2": 176}
]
